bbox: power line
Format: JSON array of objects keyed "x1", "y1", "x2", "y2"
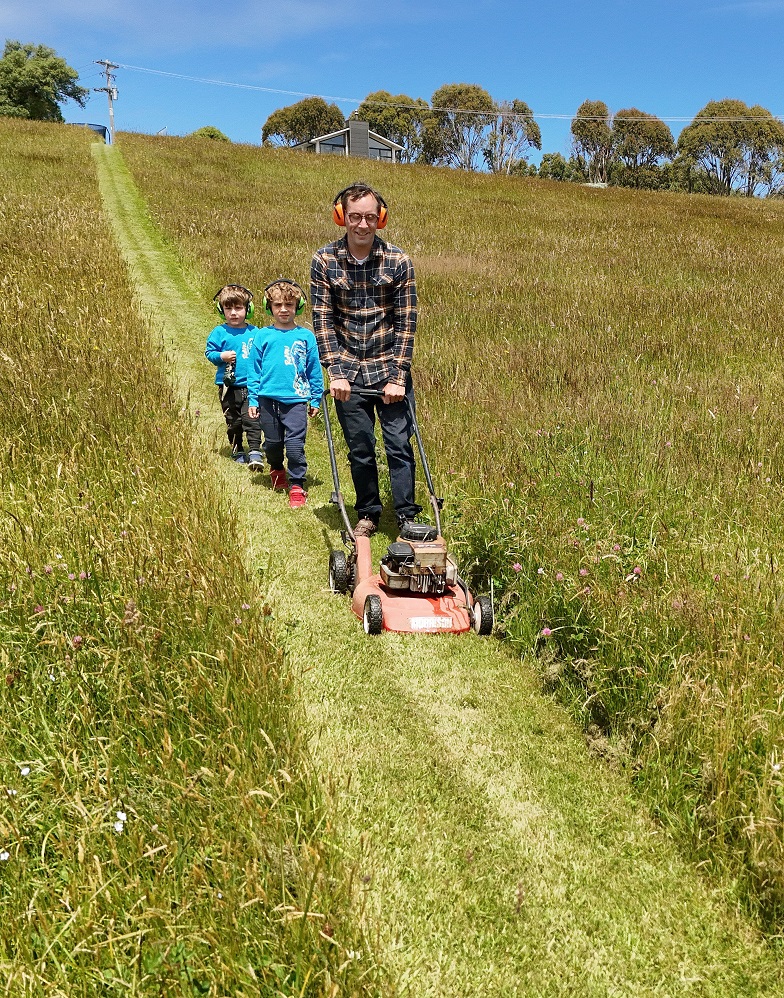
[{"x1": 113, "y1": 63, "x2": 783, "y2": 125}]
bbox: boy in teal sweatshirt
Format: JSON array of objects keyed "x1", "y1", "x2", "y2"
[
  {"x1": 247, "y1": 279, "x2": 323, "y2": 508},
  {"x1": 205, "y1": 284, "x2": 259, "y2": 463}
]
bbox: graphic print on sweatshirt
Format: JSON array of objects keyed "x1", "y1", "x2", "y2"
[{"x1": 285, "y1": 340, "x2": 310, "y2": 398}]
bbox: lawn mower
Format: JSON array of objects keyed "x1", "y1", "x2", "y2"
[{"x1": 323, "y1": 389, "x2": 494, "y2": 636}]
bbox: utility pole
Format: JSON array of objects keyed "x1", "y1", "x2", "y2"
[{"x1": 94, "y1": 60, "x2": 118, "y2": 143}]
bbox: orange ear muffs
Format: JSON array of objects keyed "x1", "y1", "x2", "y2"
[{"x1": 332, "y1": 188, "x2": 388, "y2": 229}]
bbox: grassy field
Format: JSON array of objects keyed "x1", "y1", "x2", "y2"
[
  {"x1": 94, "y1": 133, "x2": 784, "y2": 996},
  {"x1": 0, "y1": 120, "x2": 376, "y2": 996},
  {"x1": 6, "y1": 117, "x2": 784, "y2": 994},
  {"x1": 116, "y1": 131, "x2": 784, "y2": 933}
]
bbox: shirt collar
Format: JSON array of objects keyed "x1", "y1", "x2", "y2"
[{"x1": 336, "y1": 234, "x2": 384, "y2": 262}]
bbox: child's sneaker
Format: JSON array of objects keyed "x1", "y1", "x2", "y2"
[
  {"x1": 248, "y1": 451, "x2": 264, "y2": 471},
  {"x1": 233, "y1": 451, "x2": 247, "y2": 464},
  {"x1": 270, "y1": 468, "x2": 288, "y2": 490},
  {"x1": 288, "y1": 485, "x2": 307, "y2": 509}
]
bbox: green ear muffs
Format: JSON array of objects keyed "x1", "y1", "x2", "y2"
[
  {"x1": 213, "y1": 285, "x2": 255, "y2": 322},
  {"x1": 262, "y1": 279, "x2": 307, "y2": 316}
]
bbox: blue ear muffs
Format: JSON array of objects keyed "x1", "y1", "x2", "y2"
[
  {"x1": 213, "y1": 285, "x2": 255, "y2": 321},
  {"x1": 262, "y1": 279, "x2": 307, "y2": 316}
]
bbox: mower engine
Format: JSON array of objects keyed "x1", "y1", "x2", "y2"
[{"x1": 379, "y1": 524, "x2": 458, "y2": 596}]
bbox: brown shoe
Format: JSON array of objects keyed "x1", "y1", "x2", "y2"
[{"x1": 354, "y1": 518, "x2": 377, "y2": 537}]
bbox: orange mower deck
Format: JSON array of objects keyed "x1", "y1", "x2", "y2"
[{"x1": 351, "y1": 536, "x2": 473, "y2": 634}]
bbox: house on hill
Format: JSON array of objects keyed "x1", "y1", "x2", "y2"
[{"x1": 295, "y1": 119, "x2": 403, "y2": 163}]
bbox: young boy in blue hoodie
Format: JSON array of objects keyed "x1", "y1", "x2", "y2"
[
  {"x1": 247, "y1": 279, "x2": 323, "y2": 508},
  {"x1": 205, "y1": 284, "x2": 260, "y2": 463}
]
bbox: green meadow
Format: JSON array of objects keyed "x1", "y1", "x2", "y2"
[
  {"x1": 0, "y1": 120, "x2": 376, "y2": 996},
  {"x1": 3, "y1": 117, "x2": 784, "y2": 995},
  {"x1": 118, "y1": 131, "x2": 784, "y2": 931}
]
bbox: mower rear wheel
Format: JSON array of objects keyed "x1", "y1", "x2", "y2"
[
  {"x1": 473, "y1": 595, "x2": 494, "y2": 635},
  {"x1": 329, "y1": 550, "x2": 349, "y2": 594},
  {"x1": 363, "y1": 594, "x2": 383, "y2": 635}
]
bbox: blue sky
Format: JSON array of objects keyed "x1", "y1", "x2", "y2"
[{"x1": 2, "y1": 0, "x2": 783, "y2": 161}]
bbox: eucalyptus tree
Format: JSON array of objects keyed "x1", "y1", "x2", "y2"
[
  {"x1": 422, "y1": 83, "x2": 496, "y2": 170},
  {"x1": 611, "y1": 107, "x2": 674, "y2": 187},
  {"x1": 262, "y1": 97, "x2": 344, "y2": 147},
  {"x1": 677, "y1": 99, "x2": 784, "y2": 196},
  {"x1": 354, "y1": 90, "x2": 430, "y2": 163},
  {"x1": 483, "y1": 99, "x2": 541, "y2": 175},
  {"x1": 570, "y1": 100, "x2": 614, "y2": 183}
]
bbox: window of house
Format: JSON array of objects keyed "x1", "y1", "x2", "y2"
[{"x1": 319, "y1": 135, "x2": 346, "y2": 154}]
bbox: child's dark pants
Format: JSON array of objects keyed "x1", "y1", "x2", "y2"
[
  {"x1": 258, "y1": 398, "x2": 308, "y2": 486},
  {"x1": 218, "y1": 386, "x2": 261, "y2": 453}
]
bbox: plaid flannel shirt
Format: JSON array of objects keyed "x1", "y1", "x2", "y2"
[{"x1": 310, "y1": 235, "x2": 417, "y2": 387}]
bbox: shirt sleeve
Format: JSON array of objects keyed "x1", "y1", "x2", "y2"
[
  {"x1": 310, "y1": 250, "x2": 346, "y2": 382},
  {"x1": 391, "y1": 255, "x2": 417, "y2": 385},
  {"x1": 306, "y1": 331, "x2": 325, "y2": 407},
  {"x1": 205, "y1": 327, "x2": 224, "y2": 365},
  {"x1": 246, "y1": 334, "x2": 263, "y2": 408}
]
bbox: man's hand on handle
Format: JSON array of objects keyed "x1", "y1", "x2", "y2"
[
  {"x1": 382, "y1": 382, "x2": 405, "y2": 405},
  {"x1": 330, "y1": 378, "x2": 352, "y2": 402},
  {"x1": 329, "y1": 379, "x2": 405, "y2": 404}
]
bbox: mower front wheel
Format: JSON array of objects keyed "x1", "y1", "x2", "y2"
[
  {"x1": 363, "y1": 595, "x2": 383, "y2": 635},
  {"x1": 472, "y1": 595, "x2": 494, "y2": 635},
  {"x1": 329, "y1": 550, "x2": 349, "y2": 594}
]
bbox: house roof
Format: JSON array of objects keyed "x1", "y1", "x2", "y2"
[{"x1": 303, "y1": 125, "x2": 404, "y2": 150}]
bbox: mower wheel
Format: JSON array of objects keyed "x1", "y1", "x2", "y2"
[
  {"x1": 329, "y1": 550, "x2": 350, "y2": 594},
  {"x1": 473, "y1": 595, "x2": 494, "y2": 635},
  {"x1": 363, "y1": 594, "x2": 383, "y2": 635}
]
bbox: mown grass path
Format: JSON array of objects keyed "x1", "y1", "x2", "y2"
[{"x1": 93, "y1": 143, "x2": 784, "y2": 997}]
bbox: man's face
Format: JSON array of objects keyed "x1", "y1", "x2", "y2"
[{"x1": 344, "y1": 193, "x2": 380, "y2": 255}]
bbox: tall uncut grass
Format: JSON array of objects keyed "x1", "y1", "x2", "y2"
[
  {"x1": 0, "y1": 121, "x2": 377, "y2": 995},
  {"x1": 118, "y1": 131, "x2": 784, "y2": 932}
]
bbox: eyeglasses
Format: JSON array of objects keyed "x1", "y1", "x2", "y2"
[{"x1": 346, "y1": 212, "x2": 379, "y2": 225}]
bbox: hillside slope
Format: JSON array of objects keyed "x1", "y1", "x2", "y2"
[
  {"x1": 92, "y1": 144, "x2": 784, "y2": 996},
  {"x1": 114, "y1": 132, "x2": 784, "y2": 930}
]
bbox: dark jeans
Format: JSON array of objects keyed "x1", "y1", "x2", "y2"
[
  {"x1": 218, "y1": 386, "x2": 261, "y2": 453},
  {"x1": 335, "y1": 374, "x2": 422, "y2": 524},
  {"x1": 258, "y1": 398, "x2": 308, "y2": 486}
]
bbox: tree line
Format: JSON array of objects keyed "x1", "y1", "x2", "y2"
[
  {"x1": 3, "y1": 38, "x2": 782, "y2": 199},
  {"x1": 263, "y1": 90, "x2": 784, "y2": 198}
]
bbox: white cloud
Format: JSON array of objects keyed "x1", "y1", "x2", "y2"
[{"x1": 0, "y1": 1, "x2": 373, "y2": 52}]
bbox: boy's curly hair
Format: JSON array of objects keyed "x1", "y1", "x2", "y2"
[{"x1": 265, "y1": 280, "x2": 306, "y2": 305}]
